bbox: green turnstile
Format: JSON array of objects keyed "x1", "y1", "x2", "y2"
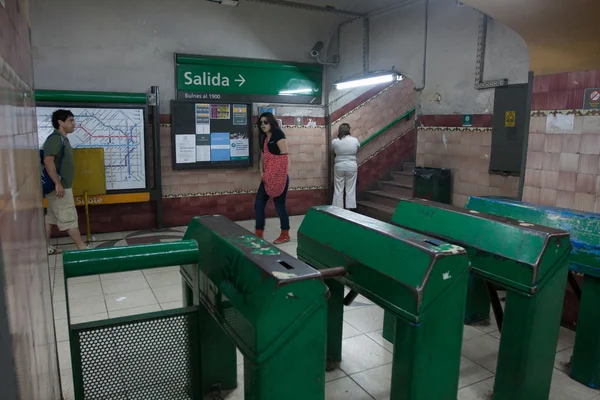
[
  {"x1": 387, "y1": 198, "x2": 571, "y2": 400},
  {"x1": 465, "y1": 196, "x2": 600, "y2": 388},
  {"x1": 180, "y1": 215, "x2": 344, "y2": 400},
  {"x1": 298, "y1": 206, "x2": 471, "y2": 400}
]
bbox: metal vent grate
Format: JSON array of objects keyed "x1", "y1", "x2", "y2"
[{"x1": 73, "y1": 310, "x2": 198, "y2": 400}]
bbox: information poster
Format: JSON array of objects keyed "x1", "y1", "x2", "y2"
[
  {"x1": 233, "y1": 105, "x2": 248, "y2": 125},
  {"x1": 175, "y1": 135, "x2": 196, "y2": 163},
  {"x1": 211, "y1": 104, "x2": 231, "y2": 119},
  {"x1": 195, "y1": 104, "x2": 210, "y2": 134},
  {"x1": 210, "y1": 132, "x2": 231, "y2": 161},
  {"x1": 230, "y1": 132, "x2": 249, "y2": 160}
]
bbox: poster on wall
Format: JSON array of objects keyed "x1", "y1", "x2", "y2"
[
  {"x1": 175, "y1": 135, "x2": 196, "y2": 163},
  {"x1": 171, "y1": 100, "x2": 252, "y2": 170}
]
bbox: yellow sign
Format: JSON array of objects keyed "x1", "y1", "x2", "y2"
[
  {"x1": 505, "y1": 111, "x2": 516, "y2": 127},
  {"x1": 72, "y1": 148, "x2": 106, "y2": 197},
  {"x1": 43, "y1": 192, "x2": 150, "y2": 208}
]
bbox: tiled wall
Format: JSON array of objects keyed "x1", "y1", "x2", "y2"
[
  {"x1": 522, "y1": 70, "x2": 600, "y2": 211},
  {"x1": 0, "y1": 1, "x2": 61, "y2": 398},
  {"x1": 416, "y1": 115, "x2": 520, "y2": 207}
]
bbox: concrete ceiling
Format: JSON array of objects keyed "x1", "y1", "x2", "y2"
[
  {"x1": 461, "y1": 0, "x2": 600, "y2": 75},
  {"x1": 257, "y1": 0, "x2": 417, "y2": 15}
]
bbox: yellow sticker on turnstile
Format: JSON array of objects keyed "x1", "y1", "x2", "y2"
[{"x1": 505, "y1": 111, "x2": 516, "y2": 127}]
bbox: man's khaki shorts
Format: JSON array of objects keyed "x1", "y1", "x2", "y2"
[{"x1": 45, "y1": 188, "x2": 79, "y2": 231}]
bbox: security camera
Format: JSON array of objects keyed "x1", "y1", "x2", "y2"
[{"x1": 310, "y1": 41, "x2": 324, "y2": 58}]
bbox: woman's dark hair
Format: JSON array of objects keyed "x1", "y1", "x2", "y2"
[
  {"x1": 258, "y1": 112, "x2": 282, "y2": 151},
  {"x1": 338, "y1": 123, "x2": 351, "y2": 140},
  {"x1": 257, "y1": 112, "x2": 280, "y2": 131}
]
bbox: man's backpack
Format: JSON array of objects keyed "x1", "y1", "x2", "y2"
[{"x1": 40, "y1": 134, "x2": 65, "y2": 196}]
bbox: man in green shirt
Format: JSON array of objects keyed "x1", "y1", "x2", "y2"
[{"x1": 43, "y1": 109, "x2": 87, "y2": 254}]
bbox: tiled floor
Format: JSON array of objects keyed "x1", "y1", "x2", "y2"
[{"x1": 50, "y1": 215, "x2": 599, "y2": 400}]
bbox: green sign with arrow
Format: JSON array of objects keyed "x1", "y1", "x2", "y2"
[{"x1": 176, "y1": 54, "x2": 323, "y2": 104}]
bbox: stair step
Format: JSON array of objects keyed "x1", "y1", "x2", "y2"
[
  {"x1": 356, "y1": 200, "x2": 395, "y2": 222},
  {"x1": 379, "y1": 181, "x2": 414, "y2": 196},
  {"x1": 391, "y1": 171, "x2": 414, "y2": 187},
  {"x1": 403, "y1": 161, "x2": 415, "y2": 172},
  {"x1": 366, "y1": 190, "x2": 407, "y2": 209}
]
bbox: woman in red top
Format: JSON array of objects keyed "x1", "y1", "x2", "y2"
[{"x1": 255, "y1": 112, "x2": 291, "y2": 244}]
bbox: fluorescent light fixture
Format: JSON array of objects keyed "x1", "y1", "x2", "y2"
[
  {"x1": 334, "y1": 72, "x2": 403, "y2": 90},
  {"x1": 206, "y1": 0, "x2": 239, "y2": 6},
  {"x1": 279, "y1": 88, "x2": 315, "y2": 95}
]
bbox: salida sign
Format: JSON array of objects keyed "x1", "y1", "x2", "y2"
[{"x1": 175, "y1": 54, "x2": 322, "y2": 104}]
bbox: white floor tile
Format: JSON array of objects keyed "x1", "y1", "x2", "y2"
[
  {"x1": 108, "y1": 304, "x2": 161, "y2": 319},
  {"x1": 152, "y1": 285, "x2": 183, "y2": 303},
  {"x1": 550, "y1": 368, "x2": 599, "y2": 400},
  {"x1": 463, "y1": 324, "x2": 488, "y2": 341},
  {"x1": 53, "y1": 301, "x2": 67, "y2": 320},
  {"x1": 351, "y1": 364, "x2": 392, "y2": 400},
  {"x1": 459, "y1": 356, "x2": 494, "y2": 389},
  {"x1": 54, "y1": 319, "x2": 69, "y2": 342},
  {"x1": 457, "y1": 376, "x2": 494, "y2": 400},
  {"x1": 69, "y1": 295, "x2": 107, "y2": 317},
  {"x1": 67, "y1": 281, "x2": 103, "y2": 300},
  {"x1": 100, "y1": 270, "x2": 144, "y2": 282},
  {"x1": 71, "y1": 313, "x2": 108, "y2": 324},
  {"x1": 554, "y1": 347, "x2": 573, "y2": 373},
  {"x1": 470, "y1": 317, "x2": 498, "y2": 334},
  {"x1": 90, "y1": 232, "x2": 124, "y2": 241},
  {"x1": 101, "y1": 276, "x2": 149, "y2": 294},
  {"x1": 57, "y1": 341, "x2": 71, "y2": 371},
  {"x1": 326, "y1": 368, "x2": 347, "y2": 383},
  {"x1": 60, "y1": 369, "x2": 73, "y2": 400},
  {"x1": 343, "y1": 305, "x2": 384, "y2": 334},
  {"x1": 340, "y1": 335, "x2": 393, "y2": 375},
  {"x1": 144, "y1": 266, "x2": 179, "y2": 275},
  {"x1": 366, "y1": 330, "x2": 393, "y2": 353},
  {"x1": 144, "y1": 271, "x2": 182, "y2": 288},
  {"x1": 325, "y1": 377, "x2": 372, "y2": 400},
  {"x1": 343, "y1": 322, "x2": 362, "y2": 340},
  {"x1": 276, "y1": 242, "x2": 298, "y2": 257},
  {"x1": 67, "y1": 275, "x2": 100, "y2": 285},
  {"x1": 104, "y1": 289, "x2": 157, "y2": 311},
  {"x1": 161, "y1": 300, "x2": 183, "y2": 310},
  {"x1": 461, "y1": 333, "x2": 500, "y2": 373},
  {"x1": 556, "y1": 326, "x2": 576, "y2": 352}
]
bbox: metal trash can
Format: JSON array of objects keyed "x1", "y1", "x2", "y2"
[{"x1": 413, "y1": 167, "x2": 452, "y2": 204}]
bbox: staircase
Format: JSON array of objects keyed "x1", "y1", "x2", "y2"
[{"x1": 356, "y1": 161, "x2": 414, "y2": 222}]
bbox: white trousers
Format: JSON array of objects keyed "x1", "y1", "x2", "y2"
[{"x1": 333, "y1": 163, "x2": 358, "y2": 209}]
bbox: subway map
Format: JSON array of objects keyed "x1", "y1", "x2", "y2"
[{"x1": 37, "y1": 107, "x2": 146, "y2": 191}]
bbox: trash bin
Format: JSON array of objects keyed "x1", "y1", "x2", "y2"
[{"x1": 413, "y1": 167, "x2": 452, "y2": 204}]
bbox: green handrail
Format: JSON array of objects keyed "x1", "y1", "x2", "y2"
[
  {"x1": 360, "y1": 107, "x2": 416, "y2": 147},
  {"x1": 35, "y1": 89, "x2": 148, "y2": 104}
]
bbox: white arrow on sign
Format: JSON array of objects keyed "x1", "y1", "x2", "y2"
[{"x1": 235, "y1": 74, "x2": 246, "y2": 87}]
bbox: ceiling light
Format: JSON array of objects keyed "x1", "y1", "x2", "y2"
[
  {"x1": 334, "y1": 72, "x2": 403, "y2": 90},
  {"x1": 206, "y1": 0, "x2": 239, "y2": 6},
  {"x1": 279, "y1": 88, "x2": 315, "y2": 95}
]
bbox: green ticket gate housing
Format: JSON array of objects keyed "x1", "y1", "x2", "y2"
[
  {"x1": 386, "y1": 198, "x2": 571, "y2": 399},
  {"x1": 297, "y1": 206, "x2": 471, "y2": 400},
  {"x1": 63, "y1": 241, "x2": 202, "y2": 400},
  {"x1": 180, "y1": 215, "x2": 345, "y2": 400},
  {"x1": 465, "y1": 196, "x2": 600, "y2": 388}
]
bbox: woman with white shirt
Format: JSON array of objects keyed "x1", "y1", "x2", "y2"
[{"x1": 332, "y1": 123, "x2": 360, "y2": 209}]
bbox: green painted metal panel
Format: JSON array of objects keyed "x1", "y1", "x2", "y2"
[
  {"x1": 392, "y1": 199, "x2": 572, "y2": 293},
  {"x1": 35, "y1": 89, "x2": 148, "y2": 104},
  {"x1": 176, "y1": 54, "x2": 322, "y2": 103},
  {"x1": 466, "y1": 196, "x2": 600, "y2": 278},
  {"x1": 297, "y1": 206, "x2": 470, "y2": 323},
  {"x1": 182, "y1": 215, "x2": 328, "y2": 361},
  {"x1": 63, "y1": 241, "x2": 199, "y2": 278}
]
